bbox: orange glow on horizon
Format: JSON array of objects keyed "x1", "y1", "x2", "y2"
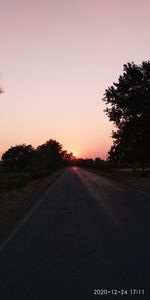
[
  {"x1": 72, "y1": 152, "x2": 77, "y2": 158},
  {"x1": 1, "y1": 1, "x2": 148, "y2": 160}
]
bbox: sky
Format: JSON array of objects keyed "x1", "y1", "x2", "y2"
[{"x1": 0, "y1": 0, "x2": 150, "y2": 159}]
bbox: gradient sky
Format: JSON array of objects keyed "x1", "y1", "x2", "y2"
[{"x1": 1, "y1": 0, "x2": 150, "y2": 159}]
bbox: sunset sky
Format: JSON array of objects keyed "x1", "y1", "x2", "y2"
[{"x1": 0, "y1": 0, "x2": 150, "y2": 159}]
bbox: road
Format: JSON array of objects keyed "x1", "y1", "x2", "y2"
[{"x1": 0, "y1": 167, "x2": 150, "y2": 299}]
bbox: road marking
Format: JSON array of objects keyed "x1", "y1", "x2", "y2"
[{"x1": 0, "y1": 172, "x2": 64, "y2": 252}]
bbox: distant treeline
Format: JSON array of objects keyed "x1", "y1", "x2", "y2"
[
  {"x1": 1, "y1": 139, "x2": 74, "y2": 177},
  {"x1": 74, "y1": 157, "x2": 106, "y2": 169},
  {"x1": 74, "y1": 157, "x2": 129, "y2": 169}
]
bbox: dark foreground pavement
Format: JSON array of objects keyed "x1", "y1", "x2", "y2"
[{"x1": 0, "y1": 167, "x2": 150, "y2": 299}]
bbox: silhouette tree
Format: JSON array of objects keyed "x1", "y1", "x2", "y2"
[
  {"x1": 61, "y1": 151, "x2": 74, "y2": 164},
  {"x1": 36, "y1": 139, "x2": 63, "y2": 172},
  {"x1": 95, "y1": 157, "x2": 105, "y2": 169},
  {"x1": 2, "y1": 144, "x2": 34, "y2": 171},
  {"x1": 103, "y1": 61, "x2": 150, "y2": 174},
  {"x1": 1, "y1": 139, "x2": 76, "y2": 176}
]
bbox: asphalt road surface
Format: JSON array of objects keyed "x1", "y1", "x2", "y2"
[{"x1": 0, "y1": 167, "x2": 150, "y2": 299}]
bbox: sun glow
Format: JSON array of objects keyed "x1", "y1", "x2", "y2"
[{"x1": 72, "y1": 152, "x2": 77, "y2": 158}]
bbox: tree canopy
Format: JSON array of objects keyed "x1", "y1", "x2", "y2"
[
  {"x1": 2, "y1": 139, "x2": 74, "y2": 174},
  {"x1": 2, "y1": 144, "x2": 34, "y2": 171},
  {"x1": 103, "y1": 61, "x2": 150, "y2": 169},
  {"x1": 37, "y1": 139, "x2": 63, "y2": 167}
]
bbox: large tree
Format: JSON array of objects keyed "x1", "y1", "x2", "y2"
[
  {"x1": 36, "y1": 139, "x2": 63, "y2": 170},
  {"x1": 103, "y1": 61, "x2": 150, "y2": 172},
  {"x1": 2, "y1": 144, "x2": 34, "y2": 171}
]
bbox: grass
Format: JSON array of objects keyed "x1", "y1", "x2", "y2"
[
  {"x1": 0, "y1": 171, "x2": 32, "y2": 191},
  {"x1": 1, "y1": 166, "x2": 150, "y2": 239},
  {"x1": 85, "y1": 167, "x2": 150, "y2": 192},
  {"x1": 0, "y1": 168, "x2": 64, "y2": 237}
]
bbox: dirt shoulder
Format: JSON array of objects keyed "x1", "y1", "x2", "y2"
[
  {"x1": 84, "y1": 168, "x2": 150, "y2": 193},
  {"x1": 0, "y1": 168, "x2": 64, "y2": 237}
]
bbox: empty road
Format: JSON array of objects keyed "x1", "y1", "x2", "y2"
[{"x1": 0, "y1": 167, "x2": 150, "y2": 299}]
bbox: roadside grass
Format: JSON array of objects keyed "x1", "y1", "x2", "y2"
[
  {"x1": 85, "y1": 168, "x2": 150, "y2": 192},
  {"x1": 0, "y1": 171, "x2": 31, "y2": 191},
  {"x1": 0, "y1": 168, "x2": 64, "y2": 237}
]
